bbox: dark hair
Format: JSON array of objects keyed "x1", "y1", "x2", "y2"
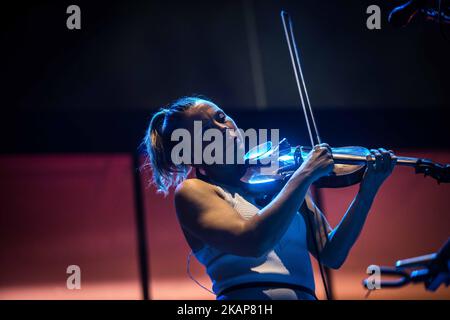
[{"x1": 141, "y1": 96, "x2": 206, "y2": 195}]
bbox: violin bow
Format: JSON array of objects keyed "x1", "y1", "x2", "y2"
[
  {"x1": 281, "y1": 10, "x2": 333, "y2": 300},
  {"x1": 281, "y1": 11, "x2": 321, "y2": 147}
]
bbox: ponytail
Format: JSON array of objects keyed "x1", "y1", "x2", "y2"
[{"x1": 141, "y1": 96, "x2": 203, "y2": 195}]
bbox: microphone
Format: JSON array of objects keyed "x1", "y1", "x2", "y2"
[{"x1": 388, "y1": 0, "x2": 427, "y2": 27}]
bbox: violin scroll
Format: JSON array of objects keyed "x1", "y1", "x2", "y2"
[{"x1": 415, "y1": 159, "x2": 450, "y2": 183}]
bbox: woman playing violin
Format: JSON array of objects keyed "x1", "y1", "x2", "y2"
[{"x1": 142, "y1": 96, "x2": 397, "y2": 300}]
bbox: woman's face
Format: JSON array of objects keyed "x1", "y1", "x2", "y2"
[{"x1": 180, "y1": 100, "x2": 245, "y2": 170}]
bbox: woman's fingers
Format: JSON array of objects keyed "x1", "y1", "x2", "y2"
[
  {"x1": 386, "y1": 149, "x2": 397, "y2": 172},
  {"x1": 364, "y1": 148, "x2": 397, "y2": 183},
  {"x1": 320, "y1": 143, "x2": 332, "y2": 154},
  {"x1": 379, "y1": 148, "x2": 397, "y2": 173},
  {"x1": 369, "y1": 148, "x2": 397, "y2": 174},
  {"x1": 365, "y1": 153, "x2": 375, "y2": 173},
  {"x1": 313, "y1": 143, "x2": 332, "y2": 155},
  {"x1": 379, "y1": 148, "x2": 391, "y2": 172},
  {"x1": 389, "y1": 150, "x2": 397, "y2": 171},
  {"x1": 370, "y1": 149, "x2": 383, "y2": 172}
]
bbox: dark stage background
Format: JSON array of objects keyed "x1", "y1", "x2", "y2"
[{"x1": 0, "y1": 0, "x2": 449, "y2": 299}]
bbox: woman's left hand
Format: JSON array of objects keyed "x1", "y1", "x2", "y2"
[{"x1": 360, "y1": 148, "x2": 397, "y2": 194}]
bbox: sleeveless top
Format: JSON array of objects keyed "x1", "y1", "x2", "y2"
[{"x1": 193, "y1": 183, "x2": 315, "y2": 296}]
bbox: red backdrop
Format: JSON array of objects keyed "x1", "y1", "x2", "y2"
[{"x1": 0, "y1": 151, "x2": 449, "y2": 299}]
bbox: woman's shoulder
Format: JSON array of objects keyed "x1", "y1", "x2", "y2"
[
  {"x1": 174, "y1": 178, "x2": 221, "y2": 202},
  {"x1": 173, "y1": 178, "x2": 231, "y2": 252},
  {"x1": 176, "y1": 177, "x2": 212, "y2": 192}
]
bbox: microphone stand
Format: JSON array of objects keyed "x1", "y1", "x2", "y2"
[{"x1": 363, "y1": 237, "x2": 450, "y2": 292}]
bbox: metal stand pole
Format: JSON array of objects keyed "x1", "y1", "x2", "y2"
[
  {"x1": 312, "y1": 186, "x2": 334, "y2": 300},
  {"x1": 132, "y1": 152, "x2": 150, "y2": 300}
]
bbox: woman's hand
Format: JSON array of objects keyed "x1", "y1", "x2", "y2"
[
  {"x1": 360, "y1": 148, "x2": 397, "y2": 194},
  {"x1": 313, "y1": 148, "x2": 397, "y2": 269},
  {"x1": 297, "y1": 143, "x2": 334, "y2": 182}
]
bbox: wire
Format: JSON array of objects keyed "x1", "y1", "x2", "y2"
[
  {"x1": 306, "y1": 200, "x2": 332, "y2": 300},
  {"x1": 186, "y1": 250, "x2": 215, "y2": 295}
]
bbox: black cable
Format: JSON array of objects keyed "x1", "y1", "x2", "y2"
[{"x1": 304, "y1": 200, "x2": 331, "y2": 300}]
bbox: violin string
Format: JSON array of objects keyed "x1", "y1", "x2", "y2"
[
  {"x1": 287, "y1": 17, "x2": 322, "y2": 145},
  {"x1": 281, "y1": 12, "x2": 315, "y2": 147}
]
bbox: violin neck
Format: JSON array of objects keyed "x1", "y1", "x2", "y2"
[
  {"x1": 332, "y1": 153, "x2": 421, "y2": 167},
  {"x1": 330, "y1": 152, "x2": 448, "y2": 183},
  {"x1": 396, "y1": 156, "x2": 422, "y2": 167}
]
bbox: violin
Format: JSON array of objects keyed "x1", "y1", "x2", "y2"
[
  {"x1": 239, "y1": 11, "x2": 450, "y2": 198},
  {"x1": 240, "y1": 137, "x2": 450, "y2": 197}
]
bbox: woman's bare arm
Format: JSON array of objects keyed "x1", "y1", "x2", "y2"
[
  {"x1": 175, "y1": 144, "x2": 334, "y2": 257},
  {"x1": 301, "y1": 148, "x2": 396, "y2": 269}
]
